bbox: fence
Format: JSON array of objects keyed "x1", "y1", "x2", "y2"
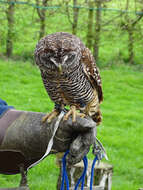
[{"x1": 0, "y1": 0, "x2": 143, "y2": 66}]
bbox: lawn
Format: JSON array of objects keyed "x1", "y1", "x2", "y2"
[{"x1": 0, "y1": 58, "x2": 143, "y2": 190}]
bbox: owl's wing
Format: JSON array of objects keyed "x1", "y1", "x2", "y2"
[{"x1": 81, "y1": 47, "x2": 103, "y2": 103}]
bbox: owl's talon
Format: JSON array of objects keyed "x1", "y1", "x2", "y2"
[
  {"x1": 78, "y1": 113, "x2": 86, "y2": 118},
  {"x1": 64, "y1": 110, "x2": 72, "y2": 121},
  {"x1": 42, "y1": 115, "x2": 49, "y2": 123},
  {"x1": 42, "y1": 109, "x2": 59, "y2": 123},
  {"x1": 64, "y1": 106, "x2": 86, "y2": 122}
]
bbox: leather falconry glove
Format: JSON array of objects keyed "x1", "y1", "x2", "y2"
[{"x1": 0, "y1": 109, "x2": 96, "y2": 174}]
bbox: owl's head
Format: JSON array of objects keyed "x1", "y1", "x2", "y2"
[{"x1": 35, "y1": 32, "x2": 83, "y2": 74}]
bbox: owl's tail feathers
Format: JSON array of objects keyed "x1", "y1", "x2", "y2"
[{"x1": 90, "y1": 110, "x2": 102, "y2": 126}]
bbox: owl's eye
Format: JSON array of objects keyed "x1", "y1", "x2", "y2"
[
  {"x1": 41, "y1": 53, "x2": 50, "y2": 62},
  {"x1": 63, "y1": 53, "x2": 76, "y2": 64},
  {"x1": 50, "y1": 57, "x2": 57, "y2": 65}
]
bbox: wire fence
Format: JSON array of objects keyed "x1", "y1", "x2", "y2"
[
  {"x1": 0, "y1": 0, "x2": 143, "y2": 14},
  {"x1": 0, "y1": 0, "x2": 143, "y2": 66}
]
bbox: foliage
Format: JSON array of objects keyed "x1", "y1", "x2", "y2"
[
  {"x1": 0, "y1": 59, "x2": 143, "y2": 189},
  {"x1": 0, "y1": 0, "x2": 143, "y2": 65}
]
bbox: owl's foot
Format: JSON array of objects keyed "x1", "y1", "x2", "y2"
[
  {"x1": 42, "y1": 109, "x2": 59, "y2": 123},
  {"x1": 64, "y1": 105, "x2": 85, "y2": 122}
]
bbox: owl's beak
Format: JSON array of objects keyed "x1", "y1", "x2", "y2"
[
  {"x1": 51, "y1": 59, "x2": 63, "y2": 73},
  {"x1": 58, "y1": 64, "x2": 63, "y2": 74}
]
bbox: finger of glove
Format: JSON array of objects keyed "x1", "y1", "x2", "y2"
[
  {"x1": 66, "y1": 145, "x2": 90, "y2": 165},
  {"x1": 82, "y1": 130, "x2": 95, "y2": 146},
  {"x1": 69, "y1": 131, "x2": 94, "y2": 156},
  {"x1": 62, "y1": 116, "x2": 96, "y2": 132},
  {"x1": 66, "y1": 132, "x2": 94, "y2": 165}
]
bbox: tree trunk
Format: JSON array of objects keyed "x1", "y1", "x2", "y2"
[
  {"x1": 94, "y1": 0, "x2": 102, "y2": 63},
  {"x1": 72, "y1": 0, "x2": 79, "y2": 35},
  {"x1": 6, "y1": 0, "x2": 15, "y2": 57},
  {"x1": 39, "y1": 16, "x2": 46, "y2": 39},
  {"x1": 124, "y1": 0, "x2": 134, "y2": 64},
  {"x1": 86, "y1": 1, "x2": 94, "y2": 50},
  {"x1": 123, "y1": 0, "x2": 143, "y2": 64},
  {"x1": 36, "y1": 0, "x2": 48, "y2": 40},
  {"x1": 127, "y1": 26, "x2": 134, "y2": 64}
]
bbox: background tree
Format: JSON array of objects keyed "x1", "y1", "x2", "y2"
[
  {"x1": 121, "y1": 0, "x2": 143, "y2": 64},
  {"x1": 65, "y1": 0, "x2": 80, "y2": 35},
  {"x1": 5, "y1": 0, "x2": 16, "y2": 57},
  {"x1": 93, "y1": 0, "x2": 102, "y2": 62},
  {"x1": 0, "y1": 0, "x2": 143, "y2": 65},
  {"x1": 72, "y1": 0, "x2": 80, "y2": 35},
  {"x1": 93, "y1": 0, "x2": 111, "y2": 63},
  {"x1": 86, "y1": 0, "x2": 94, "y2": 50},
  {"x1": 35, "y1": 0, "x2": 49, "y2": 40}
]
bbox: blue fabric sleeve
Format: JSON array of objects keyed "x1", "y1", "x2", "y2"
[{"x1": 0, "y1": 99, "x2": 14, "y2": 116}]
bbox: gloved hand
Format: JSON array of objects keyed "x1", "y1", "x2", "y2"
[
  {"x1": 52, "y1": 116, "x2": 96, "y2": 165},
  {"x1": 0, "y1": 109, "x2": 96, "y2": 174}
]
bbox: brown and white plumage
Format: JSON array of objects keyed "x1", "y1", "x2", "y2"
[{"x1": 35, "y1": 32, "x2": 103, "y2": 125}]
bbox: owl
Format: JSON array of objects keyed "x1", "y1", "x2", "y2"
[{"x1": 35, "y1": 32, "x2": 103, "y2": 125}]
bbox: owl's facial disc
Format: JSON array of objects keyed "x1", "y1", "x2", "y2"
[{"x1": 47, "y1": 51, "x2": 78, "y2": 74}]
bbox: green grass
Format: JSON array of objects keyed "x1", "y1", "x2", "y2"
[{"x1": 0, "y1": 58, "x2": 143, "y2": 190}]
